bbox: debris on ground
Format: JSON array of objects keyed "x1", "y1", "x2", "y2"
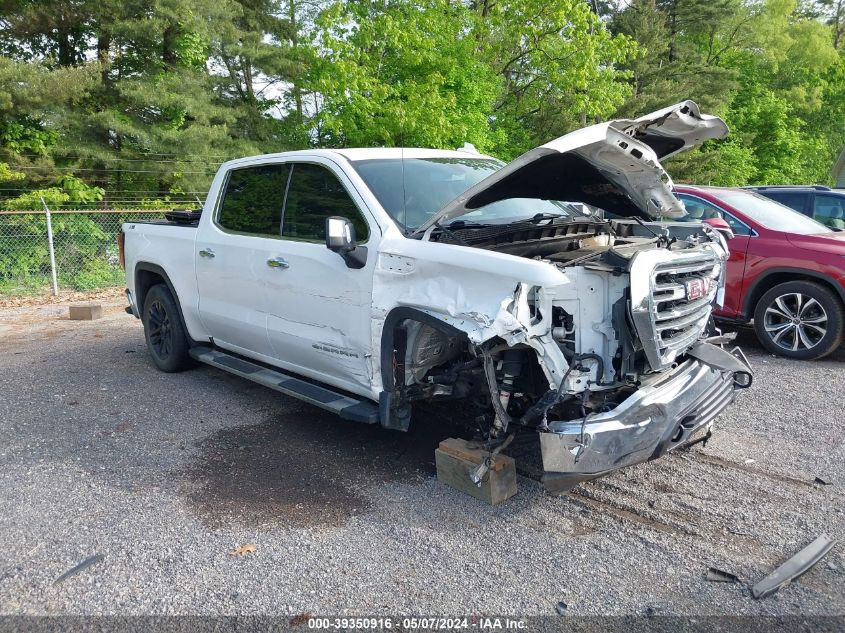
[
  {"x1": 0, "y1": 287, "x2": 123, "y2": 309},
  {"x1": 52, "y1": 554, "x2": 104, "y2": 586},
  {"x1": 231, "y1": 543, "x2": 257, "y2": 556},
  {"x1": 555, "y1": 601, "x2": 567, "y2": 615},
  {"x1": 814, "y1": 477, "x2": 832, "y2": 486},
  {"x1": 727, "y1": 527, "x2": 752, "y2": 537},
  {"x1": 705, "y1": 567, "x2": 739, "y2": 583},
  {"x1": 751, "y1": 535, "x2": 836, "y2": 599}
]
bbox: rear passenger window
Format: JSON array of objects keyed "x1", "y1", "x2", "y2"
[
  {"x1": 283, "y1": 163, "x2": 369, "y2": 242},
  {"x1": 813, "y1": 194, "x2": 845, "y2": 229},
  {"x1": 218, "y1": 164, "x2": 290, "y2": 235}
]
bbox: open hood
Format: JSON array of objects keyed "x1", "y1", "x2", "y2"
[{"x1": 414, "y1": 101, "x2": 728, "y2": 234}]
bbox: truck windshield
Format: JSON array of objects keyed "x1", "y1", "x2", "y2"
[
  {"x1": 352, "y1": 157, "x2": 575, "y2": 230},
  {"x1": 709, "y1": 189, "x2": 833, "y2": 235}
]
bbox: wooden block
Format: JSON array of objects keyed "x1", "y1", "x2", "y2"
[
  {"x1": 69, "y1": 303, "x2": 103, "y2": 320},
  {"x1": 435, "y1": 438, "x2": 518, "y2": 505},
  {"x1": 437, "y1": 437, "x2": 509, "y2": 470}
]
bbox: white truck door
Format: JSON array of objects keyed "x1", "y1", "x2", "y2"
[
  {"x1": 264, "y1": 159, "x2": 376, "y2": 395},
  {"x1": 195, "y1": 162, "x2": 290, "y2": 356}
]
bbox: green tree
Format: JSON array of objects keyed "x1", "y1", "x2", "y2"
[
  {"x1": 309, "y1": 0, "x2": 502, "y2": 150},
  {"x1": 310, "y1": 0, "x2": 635, "y2": 156},
  {"x1": 478, "y1": 0, "x2": 636, "y2": 155}
]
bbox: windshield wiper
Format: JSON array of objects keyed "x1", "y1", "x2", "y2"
[
  {"x1": 529, "y1": 212, "x2": 568, "y2": 223},
  {"x1": 446, "y1": 219, "x2": 489, "y2": 229},
  {"x1": 481, "y1": 213, "x2": 570, "y2": 228},
  {"x1": 434, "y1": 219, "x2": 472, "y2": 246}
]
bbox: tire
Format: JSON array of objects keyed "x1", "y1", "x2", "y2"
[
  {"x1": 142, "y1": 284, "x2": 193, "y2": 372},
  {"x1": 753, "y1": 280, "x2": 844, "y2": 360}
]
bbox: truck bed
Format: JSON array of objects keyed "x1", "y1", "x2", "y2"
[{"x1": 126, "y1": 209, "x2": 202, "y2": 228}]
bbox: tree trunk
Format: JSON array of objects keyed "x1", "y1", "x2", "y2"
[
  {"x1": 667, "y1": 0, "x2": 677, "y2": 63},
  {"x1": 243, "y1": 57, "x2": 255, "y2": 101},
  {"x1": 97, "y1": 33, "x2": 111, "y2": 83},
  {"x1": 163, "y1": 25, "x2": 178, "y2": 70},
  {"x1": 57, "y1": 27, "x2": 72, "y2": 66},
  {"x1": 290, "y1": 0, "x2": 303, "y2": 120}
]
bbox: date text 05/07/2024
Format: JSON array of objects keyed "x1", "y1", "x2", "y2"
[{"x1": 306, "y1": 617, "x2": 528, "y2": 630}]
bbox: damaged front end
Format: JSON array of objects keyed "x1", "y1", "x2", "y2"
[
  {"x1": 379, "y1": 224, "x2": 752, "y2": 492},
  {"x1": 540, "y1": 344, "x2": 752, "y2": 493},
  {"x1": 374, "y1": 100, "x2": 751, "y2": 491}
]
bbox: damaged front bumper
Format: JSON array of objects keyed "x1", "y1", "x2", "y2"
[{"x1": 540, "y1": 343, "x2": 751, "y2": 493}]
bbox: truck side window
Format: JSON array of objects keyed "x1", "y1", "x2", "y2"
[
  {"x1": 283, "y1": 163, "x2": 369, "y2": 242},
  {"x1": 218, "y1": 164, "x2": 289, "y2": 235}
]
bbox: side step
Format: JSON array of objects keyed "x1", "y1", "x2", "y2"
[{"x1": 189, "y1": 346, "x2": 379, "y2": 424}]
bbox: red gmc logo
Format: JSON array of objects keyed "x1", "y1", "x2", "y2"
[{"x1": 685, "y1": 277, "x2": 709, "y2": 301}]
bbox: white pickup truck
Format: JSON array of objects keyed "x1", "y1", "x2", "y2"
[{"x1": 121, "y1": 100, "x2": 752, "y2": 492}]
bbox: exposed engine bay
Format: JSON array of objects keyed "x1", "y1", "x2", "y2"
[{"x1": 384, "y1": 216, "x2": 731, "y2": 446}]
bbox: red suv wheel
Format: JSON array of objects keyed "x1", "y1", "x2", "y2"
[{"x1": 753, "y1": 280, "x2": 844, "y2": 360}]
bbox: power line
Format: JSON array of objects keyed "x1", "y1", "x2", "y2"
[
  {"x1": 17, "y1": 155, "x2": 225, "y2": 165},
  {"x1": 12, "y1": 166, "x2": 216, "y2": 174},
  {"x1": 0, "y1": 188, "x2": 208, "y2": 193},
  {"x1": 17, "y1": 152, "x2": 233, "y2": 160}
]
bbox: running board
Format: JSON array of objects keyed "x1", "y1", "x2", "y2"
[{"x1": 189, "y1": 346, "x2": 379, "y2": 424}]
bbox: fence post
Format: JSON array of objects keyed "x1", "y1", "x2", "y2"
[{"x1": 40, "y1": 196, "x2": 59, "y2": 296}]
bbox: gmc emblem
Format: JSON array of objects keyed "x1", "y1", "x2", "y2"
[{"x1": 685, "y1": 277, "x2": 709, "y2": 301}]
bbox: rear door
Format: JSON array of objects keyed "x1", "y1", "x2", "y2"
[
  {"x1": 264, "y1": 159, "x2": 377, "y2": 395},
  {"x1": 195, "y1": 162, "x2": 290, "y2": 356}
]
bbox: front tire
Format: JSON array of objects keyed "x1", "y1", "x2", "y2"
[
  {"x1": 142, "y1": 284, "x2": 192, "y2": 372},
  {"x1": 753, "y1": 280, "x2": 844, "y2": 360}
]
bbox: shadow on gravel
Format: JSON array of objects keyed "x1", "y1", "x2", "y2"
[{"x1": 182, "y1": 404, "x2": 468, "y2": 529}]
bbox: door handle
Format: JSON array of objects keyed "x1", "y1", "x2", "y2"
[
  {"x1": 267, "y1": 257, "x2": 290, "y2": 269},
  {"x1": 199, "y1": 248, "x2": 215, "y2": 258}
]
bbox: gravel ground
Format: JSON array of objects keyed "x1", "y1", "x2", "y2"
[{"x1": 0, "y1": 297, "x2": 843, "y2": 617}]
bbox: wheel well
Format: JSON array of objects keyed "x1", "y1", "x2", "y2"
[
  {"x1": 379, "y1": 308, "x2": 469, "y2": 393},
  {"x1": 133, "y1": 263, "x2": 198, "y2": 345},
  {"x1": 744, "y1": 270, "x2": 845, "y2": 320},
  {"x1": 135, "y1": 268, "x2": 166, "y2": 312}
]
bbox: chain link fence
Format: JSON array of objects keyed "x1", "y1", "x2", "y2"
[{"x1": 0, "y1": 208, "x2": 170, "y2": 296}]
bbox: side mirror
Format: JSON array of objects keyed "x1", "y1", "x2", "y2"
[
  {"x1": 325, "y1": 216, "x2": 367, "y2": 269},
  {"x1": 703, "y1": 216, "x2": 734, "y2": 241},
  {"x1": 326, "y1": 216, "x2": 356, "y2": 251}
]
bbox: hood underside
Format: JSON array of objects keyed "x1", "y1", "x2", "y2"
[{"x1": 414, "y1": 101, "x2": 728, "y2": 234}]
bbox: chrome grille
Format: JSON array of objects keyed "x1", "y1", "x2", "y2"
[{"x1": 630, "y1": 249, "x2": 723, "y2": 371}]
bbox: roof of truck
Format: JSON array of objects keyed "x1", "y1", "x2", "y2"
[
  {"x1": 333, "y1": 147, "x2": 494, "y2": 161},
  {"x1": 221, "y1": 147, "x2": 496, "y2": 169}
]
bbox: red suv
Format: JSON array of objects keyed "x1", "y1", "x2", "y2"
[{"x1": 673, "y1": 186, "x2": 845, "y2": 360}]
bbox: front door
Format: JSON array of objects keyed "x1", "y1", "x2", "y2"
[
  {"x1": 195, "y1": 162, "x2": 290, "y2": 356},
  {"x1": 264, "y1": 159, "x2": 378, "y2": 396}
]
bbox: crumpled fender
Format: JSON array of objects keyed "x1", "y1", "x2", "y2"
[{"x1": 370, "y1": 239, "x2": 573, "y2": 394}]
